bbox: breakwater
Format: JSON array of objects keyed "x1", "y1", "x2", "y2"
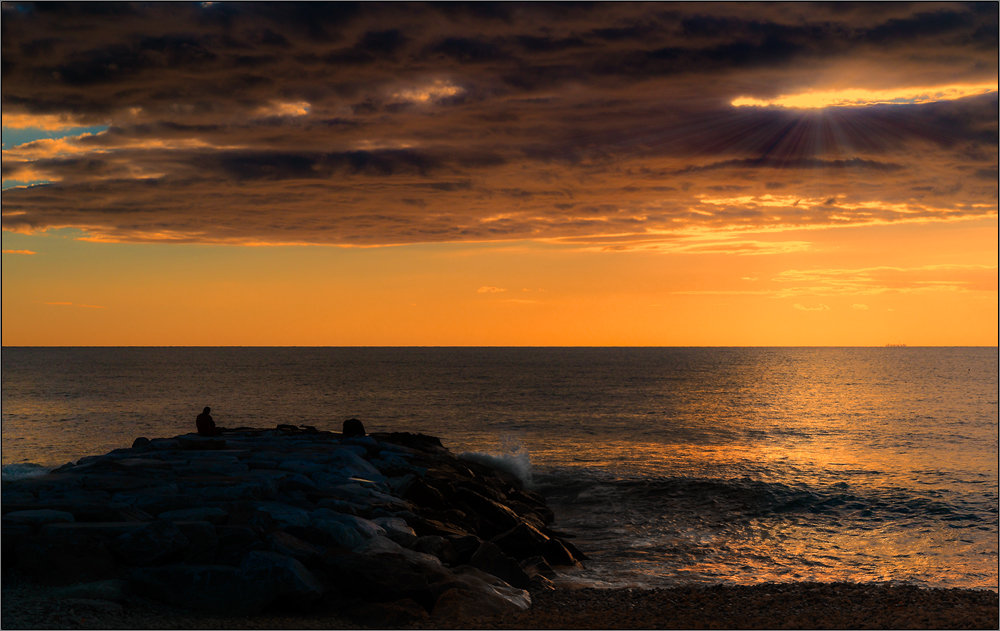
[{"x1": 1, "y1": 425, "x2": 586, "y2": 626}]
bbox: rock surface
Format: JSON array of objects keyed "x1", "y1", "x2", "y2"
[{"x1": 1, "y1": 425, "x2": 585, "y2": 623}]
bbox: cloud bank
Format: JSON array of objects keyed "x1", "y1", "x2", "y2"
[{"x1": 2, "y1": 2, "x2": 996, "y2": 247}]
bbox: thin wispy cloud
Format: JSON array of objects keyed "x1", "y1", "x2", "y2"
[
  {"x1": 794, "y1": 303, "x2": 830, "y2": 311},
  {"x1": 2, "y1": 249, "x2": 36, "y2": 255},
  {"x1": 477, "y1": 286, "x2": 507, "y2": 294}
]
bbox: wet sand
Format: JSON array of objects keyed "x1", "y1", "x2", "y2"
[{"x1": 3, "y1": 568, "x2": 996, "y2": 630}]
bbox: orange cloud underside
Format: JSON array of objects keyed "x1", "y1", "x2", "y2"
[{"x1": 732, "y1": 83, "x2": 999, "y2": 108}]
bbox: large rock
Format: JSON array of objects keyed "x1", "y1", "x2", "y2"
[
  {"x1": 371, "y1": 516, "x2": 418, "y2": 547},
  {"x1": 268, "y1": 531, "x2": 322, "y2": 567},
  {"x1": 454, "y1": 488, "x2": 521, "y2": 538},
  {"x1": 311, "y1": 511, "x2": 385, "y2": 550},
  {"x1": 468, "y1": 541, "x2": 531, "y2": 589},
  {"x1": 251, "y1": 502, "x2": 310, "y2": 529},
  {"x1": 109, "y1": 492, "x2": 202, "y2": 516},
  {"x1": 431, "y1": 566, "x2": 531, "y2": 620},
  {"x1": 412, "y1": 535, "x2": 460, "y2": 565},
  {"x1": 15, "y1": 535, "x2": 120, "y2": 585},
  {"x1": 402, "y1": 477, "x2": 448, "y2": 510},
  {"x1": 129, "y1": 565, "x2": 274, "y2": 614},
  {"x1": 214, "y1": 525, "x2": 265, "y2": 565},
  {"x1": 327, "y1": 449, "x2": 384, "y2": 480},
  {"x1": 173, "y1": 521, "x2": 219, "y2": 564},
  {"x1": 111, "y1": 518, "x2": 190, "y2": 566},
  {"x1": 3, "y1": 509, "x2": 75, "y2": 529},
  {"x1": 491, "y1": 521, "x2": 581, "y2": 566},
  {"x1": 158, "y1": 507, "x2": 228, "y2": 525},
  {"x1": 176, "y1": 435, "x2": 226, "y2": 450},
  {"x1": 320, "y1": 550, "x2": 438, "y2": 609},
  {"x1": 239, "y1": 551, "x2": 326, "y2": 606}
]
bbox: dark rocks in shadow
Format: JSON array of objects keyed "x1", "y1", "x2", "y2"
[{"x1": 1, "y1": 424, "x2": 585, "y2": 624}]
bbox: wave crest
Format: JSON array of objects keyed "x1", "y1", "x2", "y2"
[
  {"x1": 2, "y1": 463, "x2": 52, "y2": 482},
  {"x1": 458, "y1": 434, "x2": 532, "y2": 485}
]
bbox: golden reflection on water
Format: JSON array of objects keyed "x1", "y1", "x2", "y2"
[{"x1": 4, "y1": 347, "x2": 997, "y2": 590}]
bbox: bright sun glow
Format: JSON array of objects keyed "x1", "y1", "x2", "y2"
[{"x1": 732, "y1": 83, "x2": 998, "y2": 108}]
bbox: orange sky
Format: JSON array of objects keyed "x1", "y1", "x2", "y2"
[{"x1": 2, "y1": 2, "x2": 997, "y2": 346}]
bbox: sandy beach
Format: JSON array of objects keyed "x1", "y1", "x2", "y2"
[{"x1": 3, "y1": 567, "x2": 996, "y2": 630}]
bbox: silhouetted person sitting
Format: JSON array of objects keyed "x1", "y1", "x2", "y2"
[
  {"x1": 343, "y1": 418, "x2": 366, "y2": 438},
  {"x1": 196, "y1": 406, "x2": 223, "y2": 436}
]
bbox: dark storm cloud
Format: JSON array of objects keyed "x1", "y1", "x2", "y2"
[{"x1": 2, "y1": 1, "x2": 996, "y2": 246}]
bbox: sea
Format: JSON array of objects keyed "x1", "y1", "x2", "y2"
[{"x1": 2, "y1": 347, "x2": 997, "y2": 592}]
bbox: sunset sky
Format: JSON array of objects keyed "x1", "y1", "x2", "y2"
[{"x1": 2, "y1": 2, "x2": 997, "y2": 346}]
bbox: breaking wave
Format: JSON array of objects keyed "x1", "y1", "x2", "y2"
[
  {"x1": 1, "y1": 463, "x2": 52, "y2": 482},
  {"x1": 458, "y1": 434, "x2": 533, "y2": 485}
]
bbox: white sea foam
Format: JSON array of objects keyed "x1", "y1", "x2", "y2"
[
  {"x1": 1, "y1": 463, "x2": 52, "y2": 482},
  {"x1": 459, "y1": 434, "x2": 533, "y2": 485}
]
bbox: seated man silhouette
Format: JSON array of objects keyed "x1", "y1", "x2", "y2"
[{"x1": 196, "y1": 406, "x2": 223, "y2": 436}]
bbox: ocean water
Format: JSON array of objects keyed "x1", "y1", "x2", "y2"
[{"x1": 2, "y1": 347, "x2": 997, "y2": 591}]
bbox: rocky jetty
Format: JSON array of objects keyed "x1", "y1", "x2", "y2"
[{"x1": 1, "y1": 425, "x2": 586, "y2": 626}]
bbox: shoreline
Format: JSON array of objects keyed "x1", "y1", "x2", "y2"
[
  {"x1": 2, "y1": 426, "x2": 997, "y2": 629},
  {"x1": 3, "y1": 568, "x2": 997, "y2": 630}
]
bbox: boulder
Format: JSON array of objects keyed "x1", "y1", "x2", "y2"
[
  {"x1": 214, "y1": 525, "x2": 265, "y2": 565},
  {"x1": 412, "y1": 535, "x2": 460, "y2": 565},
  {"x1": 158, "y1": 507, "x2": 228, "y2": 525},
  {"x1": 491, "y1": 521, "x2": 580, "y2": 566},
  {"x1": 279, "y1": 473, "x2": 320, "y2": 493},
  {"x1": 315, "y1": 498, "x2": 363, "y2": 515},
  {"x1": 41, "y1": 522, "x2": 145, "y2": 538},
  {"x1": 408, "y1": 515, "x2": 474, "y2": 539},
  {"x1": 283, "y1": 525, "x2": 346, "y2": 549},
  {"x1": 320, "y1": 550, "x2": 437, "y2": 609},
  {"x1": 278, "y1": 460, "x2": 328, "y2": 476},
  {"x1": 311, "y1": 511, "x2": 385, "y2": 550},
  {"x1": 431, "y1": 566, "x2": 531, "y2": 620},
  {"x1": 454, "y1": 488, "x2": 521, "y2": 538},
  {"x1": 239, "y1": 551, "x2": 326, "y2": 607},
  {"x1": 173, "y1": 521, "x2": 219, "y2": 564},
  {"x1": 356, "y1": 535, "x2": 443, "y2": 568},
  {"x1": 251, "y1": 502, "x2": 311, "y2": 529},
  {"x1": 129, "y1": 564, "x2": 275, "y2": 614},
  {"x1": 402, "y1": 477, "x2": 448, "y2": 510},
  {"x1": 109, "y1": 492, "x2": 202, "y2": 516},
  {"x1": 111, "y1": 518, "x2": 190, "y2": 566},
  {"x1": 4, "y1": 509, "x2": 75, "y2": 528},
  {"x1": 327, "y1": 449, "x2": 384, "y2": 480},
  {"x1": 176, "y1": 435, "x2": 226, "y2": 450},
  {"x1": 15, "y1": 535, "x2": 120, "y2": 585},
  {"x1": 268, "y1": 531, "x2": 322, "y2": 567},
  {"x1": 371, "y1": 516, "x2": 418, "y2": 547},
  {"x1": 468, "y1": 541, "x2": 532, "y2": 589}
]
